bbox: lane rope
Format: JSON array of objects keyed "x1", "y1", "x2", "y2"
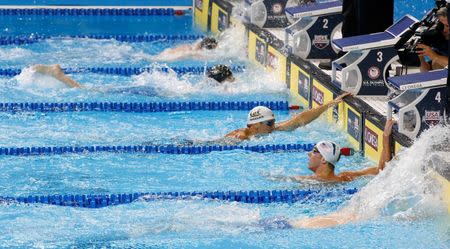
[
  {"x1": 0, "y1": 34, "x2": 204, "y2": 46},
  {"x1": 0, "y1": 143, "x2": 314, "y2": 156},
  {"x1": 0, "y1": 8, "x2": 182, "y2": 16},
  {"x1": 0, "y1": 100, "x2": 289, "y2": 113},
  {"x1": 0, "y1": 65, "x2": 245, "y2": 77},
  {"x1": 0, "y1": 188, "x2": 358, "y2": 208}
]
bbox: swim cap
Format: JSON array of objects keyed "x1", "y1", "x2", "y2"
[
  {"x1": 207, "y1": 64, "x2": 234, "y2": 83},
  {"x1": 316, "y1": 141, "x2": 341, "y2": 165},
  {"x1": 200, "y1": 37, "x2": 218, "y2": 50},
  {"x1": 247, "y1": 106, "x2": 275, "y2": 125}
]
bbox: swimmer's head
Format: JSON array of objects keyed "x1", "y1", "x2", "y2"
[
  {"x1": 246, "y1": 106, "x2": 276, "y2": 134},
  {"x1": 206, "y1": 64, "x2": 235, "y2": 83},
  {"x1": 308, "y1": 141, "x2": 341, "y2": 172},
  {"x1": 200, "y1": 37, "x2": 218, "y2": 50}
]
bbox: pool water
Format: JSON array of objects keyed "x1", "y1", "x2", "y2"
[{"x1": 0, "y1": 4, "x2": 448, "y2": 249}]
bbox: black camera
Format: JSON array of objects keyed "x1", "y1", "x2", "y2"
[{"x1": 397, "y1": 0, "x2": 448, "y2": 66}]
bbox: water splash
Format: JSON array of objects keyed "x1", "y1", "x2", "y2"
[
  {"x1": 129, "y1": 63, "x2": 287, "y2": 97},
  {"x1": 343, "y1": 125, "x2": 449, "y2": 220},
  {"x1": 14, "y1": 66, "x2": 70, "y2": 90}
]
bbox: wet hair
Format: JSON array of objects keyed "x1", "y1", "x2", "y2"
[
  {"x1": 207, "y1": 64, "x2": 233, "y2": 83},
  {"x1": 437, "y1": 7, "x2": 447, "y2": 18},
  {"x1": 199, "y1": 37, "x2": 218, "y2": 50}
]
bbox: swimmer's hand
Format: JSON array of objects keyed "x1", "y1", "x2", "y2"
[{"x1": 331, "y1": 92, "x2": 352, "y2": 105}]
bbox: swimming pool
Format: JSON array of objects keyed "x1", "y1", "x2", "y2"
[{"x1": 0, "y1": 4, "x2": 448, "y2": 249}]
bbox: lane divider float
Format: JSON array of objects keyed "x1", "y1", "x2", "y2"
[
  {"x1": 0, "y1": 100, "x2": 290, "y2": 113},
  {"x1": 0, "y1": 188, "x2": 358, "y2": 208},
  {"x1": 0, "y1": 65, "x2": 245, "y2": 77},
  {"x1": 0, "y1": 8, "x2": 182, "y2": 16},
  {"x1": 0, "y1": 34, "x2": 203, "y2": 46},
  {"x1": 0, "y1": 143, "x2": 315, "y2": 156}
]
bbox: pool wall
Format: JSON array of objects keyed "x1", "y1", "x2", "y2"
[
  {"x1": 196, "y1": 0, "x2": 450, "y2": 211},
  {"x1": 198, "y1": 0, "x2": 412, "y2": 160}
]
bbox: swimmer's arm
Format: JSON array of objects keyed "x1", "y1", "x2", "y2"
[
  {"x1": 153, "y1": 44, "x2": 200, "y2": 61},
  {"x1": 275, "y1": 93, "x2": 351, "y2": 131},
  {"x1": 52, "y1": 69, "x2": 82, "y2": 88},
  {"x1": 377, "y1": 119, "x2": 395, "y2": 171},
  {"x1": 265, "y1": 175, "x2": 312, "y2": 182},
  {"x1": 32, "y1": 64, "x2": 81, "y2": 88},
  {"x1": 289, "y1": 212, "x2": 358, "y2": 229},
  {"x1": 338, "y1": 167, "x2": 380, "y2": 181},
  {"x1": 339, "y1": 120, "x2": 396, "y2": 180}
]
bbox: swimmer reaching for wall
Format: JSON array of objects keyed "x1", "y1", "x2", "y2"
[
  {"x1": 225, "y1": 92, "x2": 352, "y2": 140},
  {"x1": 258, "y1": 120, "x2": 396, "y2": 230},
  {"x1": 152, "y1": 37, "x2": 218, "y2": 61},
  {"x1": 266, "y1": 119, "x2": 395, "y2": 183}
]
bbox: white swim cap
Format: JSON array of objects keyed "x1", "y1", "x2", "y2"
[
  {"x1": 247, "y1": 106, "x2": 275, "y2": 125},
  {"x1": 316, "y1": 141, "x2": 341, "y2": 165}
]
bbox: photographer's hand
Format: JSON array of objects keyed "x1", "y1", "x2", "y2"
[{"x1": 416, "y1": 44, "x2": 437, "y2": 59}]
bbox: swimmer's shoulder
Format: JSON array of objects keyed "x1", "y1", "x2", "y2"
[
  {"x1": 225, "y1": 128, "x2": 249, "y2": 140},
  {"x1": 336, "y1": 172, "x2": 356, "y2": 182}
]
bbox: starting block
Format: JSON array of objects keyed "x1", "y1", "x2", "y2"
[
  {"x1": 387, "y1": 69, "x2": 448, "y2": 139},
  {"x1": 284, "y1": 0, "x2": 342, "y2": 59},
  {"x1": 331, "y1": 15, "x2": 418, "y2": 95},
  {"x1": 244, "y1": 0, "x2": 294, "y2": 28}
]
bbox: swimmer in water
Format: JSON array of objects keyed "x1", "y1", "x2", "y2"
[
  {"x1": 152, "y1": 37, "x2": 218, "y2": 61},
  {"x1": 206, "y1": 64, "x2": 235, "y2": 83},
  {"x1": 259, "y1": 119, "x2": 397, "y2": 230},
  {"x1": 31, "y1": 64, "x2": 82, "y2": 88},
  {"x1": 24, "y1": 63, "x2": 234, "y2": 94},
  {"x1": 225, "y1": 92, "x2": 352, "y2": 140},
  {"x1": 26, "y1": 64, "x2": 160, "y2": 96},
  {"x1": 267, "y1": 119, "x2": 396, "y2": 183}
]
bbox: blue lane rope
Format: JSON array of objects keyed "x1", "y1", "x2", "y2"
[
  {"x1": 0, "y1": 65, "x2": 245, "y2": 77},
  {"x1": 0, "y1": 100, "x2": 289, "y2": 113},
  {"x1": 0, "y1": 8, "x2": 180, "y2": 16},
  {"x1": 0, "y1": 143, "x2": 314, "y2": 156},
  {"x1": 0, "y1": 188, "x2": 358, "y2": 208},
  {"x1": 0, "y1": 34, "x2": 203, "y2": 46}
]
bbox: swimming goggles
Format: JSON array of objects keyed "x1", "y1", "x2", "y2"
[{"x1": 261, "y1": 119, "x2": 275, "y2": 127}]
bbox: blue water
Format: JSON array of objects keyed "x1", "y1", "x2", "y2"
[
  {"x1": 396, "y1": 0, "x2": 435, "y2": 20},
  {"x1": 0, "y1": 3, "x2": 448, "y2": 249},
  {"x1": 0, "y1": 10, "x2": 196, "y2": 36}
]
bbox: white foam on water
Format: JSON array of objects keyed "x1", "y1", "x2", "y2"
[
  {"x1": 44, "y1": 38, "x2": 153, "y2": 65},
  {"x1": 130, "y1": 63, "x2": 287, "y2": 97},
  {"x1": 212, "y1": 26, "x2": 247, "y2": 60},
  {"x1": 172, "y1": 202, "x2": 261, "y2": 234},
  {"x1": 340, "y1": 126, "x2": 450, "y2": 221},
  {"x1": 0, "y1": 47, "x2": 34, "y2": 62},
  {"x1": 14, "y1": 66, "x2": 69, "y2": 90}
]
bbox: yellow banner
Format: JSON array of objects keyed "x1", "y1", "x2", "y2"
[
  {"x1": 311, "y1": 79, "x2": 334, "y2": 122},
  {"x1": 248, "y1": 31, "x2": 267, "y2": 67},
  {"x1": 194, "y1": 0, "x2": 210, "y2": 32},
  {"x1": 211, "y1": 2, "x2": 228, "y2": 34},
  {"x1": 266, "y1": 46, "x2": 287, "y2": 83},
  {"x1": 289, "y1": 63, "x2": 308, "y2": 107},
  {"x1": 364, "y1": 119, "x2": 383, "y2": 162}
]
